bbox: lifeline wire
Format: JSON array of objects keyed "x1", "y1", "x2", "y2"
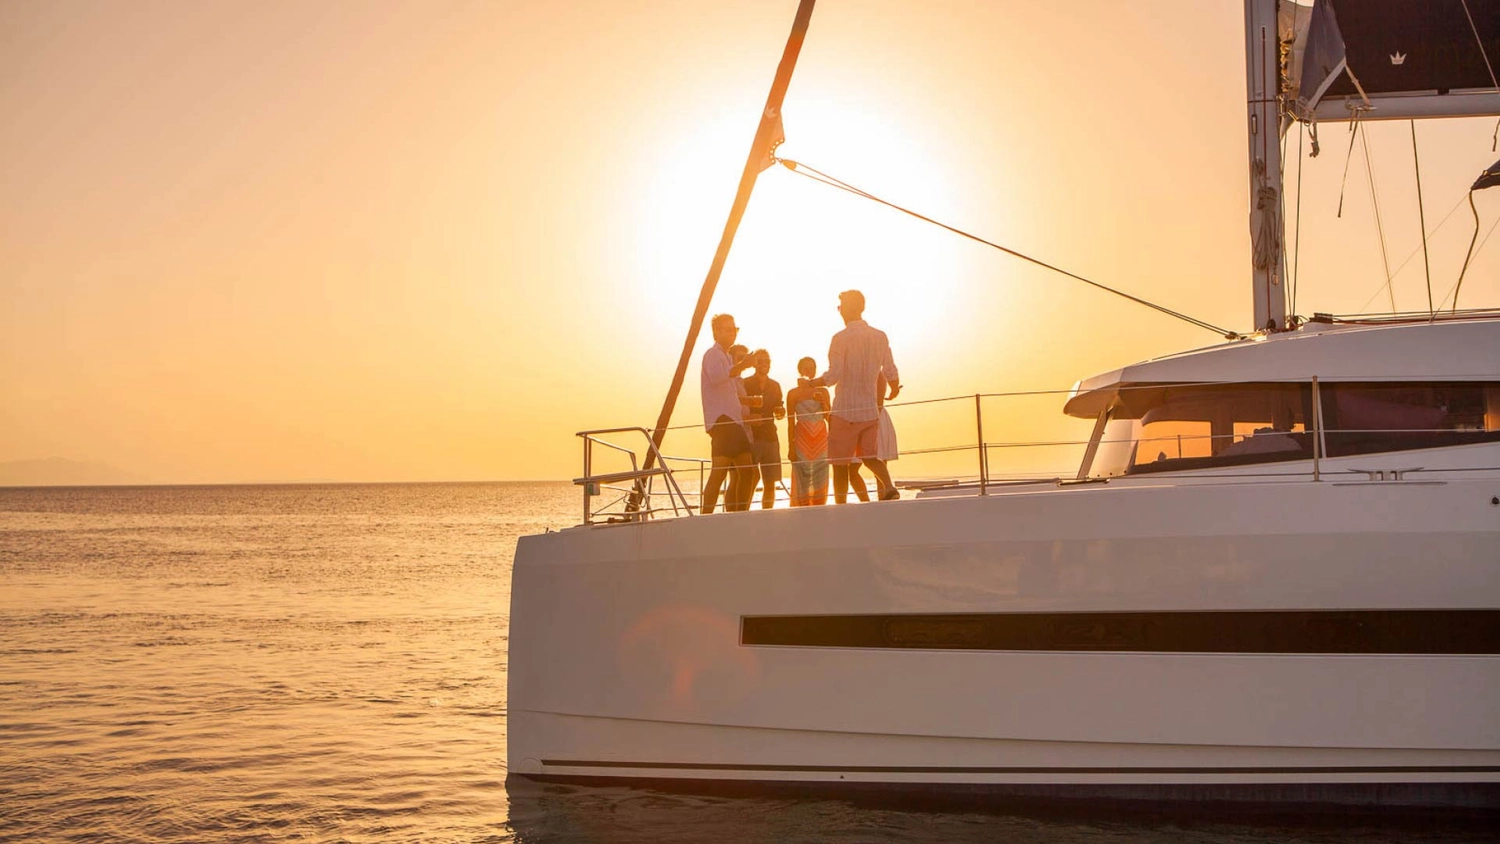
[{"x1": 777, "y1": 159, "x2": 1238, "y2": 339}]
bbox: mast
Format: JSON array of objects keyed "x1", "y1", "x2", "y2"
[
  {"x1": 631, "y1": 0, "x2": 817, "y2": 510},
  {"x1": 1246, "y1": 0, "x2": 1289, "y2": 332}
]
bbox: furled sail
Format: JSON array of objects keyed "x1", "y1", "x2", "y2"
[{"x1": 1293, "y1": 0, "x2": 1500, "y2": 122}]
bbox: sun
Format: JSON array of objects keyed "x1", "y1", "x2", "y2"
[{"x1": 624, "y1": 99, "x2": 972, "y2": 381}]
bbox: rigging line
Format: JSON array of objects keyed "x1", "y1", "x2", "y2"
[
  {"x1": 1355, "y1": 191, "x2": 1470, "y2": 312},
  {"x1": 1460, "y1": 0, "x2": 1500, "y2": 90},
  {"x1": 1410, "y1": 121, "x2": 1435, "y2": 319},
  {"x1": 790, "y1": 161, "x2": 1234, "y2": 338},
  {"x1": 1458, "y1": 0, "x2": 1500, "y2": 151},
  {"x1": 1439, "y1": 201, "x2": 1500, "y2": 311},
  {"x1": 777, "y1": 159, "x2": 1238, "y2": 339},
  {"x1": 1292, "y1": 121, "x2": 1305, "y2": 318},
  {"x1": 1451, "y1": 191, "x2": 1481, "y2": 313},
  {"x1": 1279, "y1": 125, "x2": 1296, "y2": 319},
  {"x1": 1336, "y1": 118, "x2": 1362, "y2": 218},
  {"x1": 1360, "y1": 125, "x2": 1397, "y2": 312},
  {"x1": 628, "y1": 0, "x2": 817, "y2": 515}
]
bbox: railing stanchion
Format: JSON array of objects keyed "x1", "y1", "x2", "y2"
[
  {"x1": 1311, "y1": 376, "x2": 1323, "y2": 482},
  {"x1": 976, "y1": 394, "x2": 988, "y2": 496},
  {"x1": 582, "y1": 436, "x2": 593, "y2": 524}
]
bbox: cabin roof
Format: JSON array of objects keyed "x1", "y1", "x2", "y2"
[{"x1": 1064, "y1": 317, "x2": 1500, "y2": 418}]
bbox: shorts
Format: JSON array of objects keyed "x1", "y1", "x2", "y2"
[
  {"x1": 828, "y1": 415, "x2": 878, "y2": 464},
  {"x1": 750, "y1": 428, "x2": 781, "y2": 485},
  {"x1": 708, "y1": 416, "x2": 752, "y2": 460}
]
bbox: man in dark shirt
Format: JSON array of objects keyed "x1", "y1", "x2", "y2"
[{"x1": 742, "y1": 349, "x2": 785, "y2": 510}]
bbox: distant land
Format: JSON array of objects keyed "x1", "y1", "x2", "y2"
[
  {"x1": 0, "y1": 463, "x2": 562, "y2": 486},
  {"x1": 0, "y1": 458, "x2": 151, "y2": 487}
]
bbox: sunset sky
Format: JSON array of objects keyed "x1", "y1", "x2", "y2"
[{"x1": 4, "y1": 0, "x2": 1499, "y2": 484}]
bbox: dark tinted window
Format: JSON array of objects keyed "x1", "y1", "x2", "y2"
[
  {"x1": 1090, "y1": 383, "x2": 1315, "y2": 477},
  {"x1": 1320, "y1": 382, "x2": 1500, "y2": 457}
]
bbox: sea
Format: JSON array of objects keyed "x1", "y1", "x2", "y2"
[{"x1": 0, "y1": 481, "x2": 1491, "y2": 843}]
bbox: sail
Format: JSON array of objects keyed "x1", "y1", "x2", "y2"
[{"x1": 1295, "y1": 0, "x2": 1500, "y2": 121}]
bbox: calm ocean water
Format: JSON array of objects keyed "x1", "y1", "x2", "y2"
[{"x1": 0, "y1": 482, "x2": 1490, "y2": 842}]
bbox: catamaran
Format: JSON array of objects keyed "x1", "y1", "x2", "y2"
[{"x1": 507, "y1": 0, "x2": 1500, "y2": 809}]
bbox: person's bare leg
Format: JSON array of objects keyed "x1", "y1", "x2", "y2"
[
  {"x1": 761, "y1": 474, "x2": 776, "y2": 510},
  {"x1": 849, "y1": 464, "x2": 870, "y2": 502},
  {"x1": 864, "y1": 457, "x2": 895, "y2": 498},
  {"x1": 742, "y1": 465, "x2": 761, "y2": 511},
  {"x1": 725, "y1": 465, "x2": 741, "y2": 512},
  {"x1": 832, "y1": 464, "x2": 850, "y2": 504},
  {"x1": 701, "y1": 459, "x2": 730, "y2": 514},
  {"x1": 728, "y1": 455, "x2": 754, "y2": 511}
]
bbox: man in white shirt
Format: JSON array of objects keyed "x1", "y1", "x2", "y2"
[
  {"x1": 812, "y1": 290, "x2": 901, "y2": 502},
  {"x1": 700, "y1": 313, "x2": 754, "y2": 513}
]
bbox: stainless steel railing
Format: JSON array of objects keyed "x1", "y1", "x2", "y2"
[
  {"x1": 573, "y1": 389, "x2": 1087, "y2": 522},
  {"x1": 572, "y1": 380, "x2": 1500, "y2": 524},
  {"x1": 574, "y1": 427, "x2": 705, "y2": 525}
]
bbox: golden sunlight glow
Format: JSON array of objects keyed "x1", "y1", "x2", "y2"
[
  {"x1": 5, "y1": 1, "x2": 1499, "y2": 483},
  {"x1": 627, "y1": 99, "x2": 969, "y2": 374}
]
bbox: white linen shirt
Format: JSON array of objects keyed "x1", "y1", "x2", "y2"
[
  {"x1": 700, "y1": 343, "x2": 746, "y2": 432},
  {"x1": 821, "y1": 319, "x2": 899, "y2": 424}
]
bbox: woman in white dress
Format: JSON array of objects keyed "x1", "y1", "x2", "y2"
[
  {"x1": 870, "y1": 374, "x2": 899, "y2": 499},
  {"x1": 876, "y1": 403, "x2": 898, "y2": 462},
  {"x1": 849, "y1": 375, "x2": 899, "y2": 499}
]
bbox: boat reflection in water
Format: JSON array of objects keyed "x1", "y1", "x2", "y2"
[
  {"x1": 507, "y1": 0, "x2": 1500, "y2": 813},
  {"x1": 502, "y1": 777, "x2": 1499, "y2": 842}
]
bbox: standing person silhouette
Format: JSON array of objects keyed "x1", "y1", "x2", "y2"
[
  {"x1": 741, "y1": 349, "x2": 785, "y2": 510},
  {"x1": 699, "y1": 315, "x2": 754, "y2": 513},
  {"x1": 785, "y1": 356, "x2": 830, "y2": 506},
  {"x1": 809, "y1": 290, "x2": 901, "y2": 502}
]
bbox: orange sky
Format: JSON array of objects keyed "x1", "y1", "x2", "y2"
[{"x1": 3, "y1": 0, "x2": 1499, "y2": 483}]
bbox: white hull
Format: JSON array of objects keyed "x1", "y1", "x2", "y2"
[
  {"x1": 507, "y1": 469, "x2": 1500, "y2": 805},
  {"x1": 504, "y1": 0, "x2": 1500, "y2": 807},
  {"x1": 513, "y1": 713, "x2": 1495, "y2": 805}
]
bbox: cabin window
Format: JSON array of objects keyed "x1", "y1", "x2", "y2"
[
  {"x1": 1319, "y1": 382, "x2": 1500, "y2": 457},
  {"x1": 1087, "y1": 383, "x2": 1313, "y2": 478}
]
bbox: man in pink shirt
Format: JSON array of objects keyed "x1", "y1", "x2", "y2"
[{"x1": 811, "y1": 290, "x2": 901, "y2": 502}]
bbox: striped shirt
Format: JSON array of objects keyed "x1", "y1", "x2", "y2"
[{"x1": 820, "y1": 320, "x2": 899, "y2": 424}]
